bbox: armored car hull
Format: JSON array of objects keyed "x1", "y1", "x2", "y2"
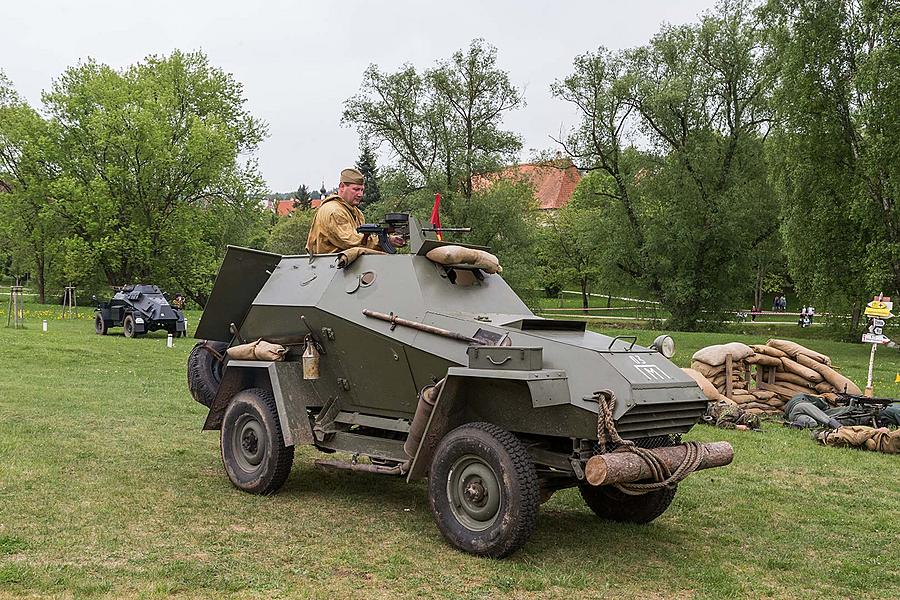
[{"x1": 189, "y1": 216, "x2": 732, "y2": 558}]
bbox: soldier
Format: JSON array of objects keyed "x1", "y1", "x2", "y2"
[{"x1": 305, "y1": 168, "x2": 405, "y2": 254}]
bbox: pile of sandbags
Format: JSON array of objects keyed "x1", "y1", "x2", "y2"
[
  {"x1": 688, "y1": 338, "x2": 861, "y2": 417},
  {"x1": 753, "y1": 339, "x2": 861, "y2": 406},
  {"x1": 689, "y1": 343, "x2": 776, "y2": 413}
]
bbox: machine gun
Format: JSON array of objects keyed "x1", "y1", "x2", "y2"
[
  {"x1": 357, "y1": 213, "x2": 411, "y2": 254},
  {"x1": 835, "y1": 393, "x2": 898, "y2": 408}
]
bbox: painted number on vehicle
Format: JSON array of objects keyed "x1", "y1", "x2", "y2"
[{"x1": 629, "y1": 355, "x2": 672, "y2": 381}]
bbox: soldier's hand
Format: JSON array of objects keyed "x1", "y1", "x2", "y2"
[{"x1": 389, "y1": 235, "x2": 406, "y2": 248}]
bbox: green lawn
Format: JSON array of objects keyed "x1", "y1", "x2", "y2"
[{"x1": 0, "y1": 315, "x2": 898, "y2": 599}]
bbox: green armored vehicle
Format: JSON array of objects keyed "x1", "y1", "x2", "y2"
[{"x1": 188, "y1": 215, "x2": 733, "y2": 558}]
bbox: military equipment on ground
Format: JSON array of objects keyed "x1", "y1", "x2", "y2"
[
  {"x1": 187, "y1": 215, "x2": 734, "y2": 558},
  {"x1": 94, "y1": 284, "x2": 186, "y2": 338}
]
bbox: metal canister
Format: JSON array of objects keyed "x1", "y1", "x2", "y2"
[{"x1": 302, "y1": 336, "x2": 320, "y2": 380}]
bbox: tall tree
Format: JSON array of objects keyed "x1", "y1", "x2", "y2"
[
  {"x1": 553, "y1": 0, "x2": 777, "y2": 330},
  {"x1": 0, "y1": 72, "x2": 61, "y2": 303},
  {"x1": 763, "y1": 0, "x2": 899, "y2": 334},
  {"x1": 294, "y1": 184, "x2": 311, "y2": 209},
  {"x1": 343, "y1": 39, "x2": 523, "y2": 205},
  {"x1": 41, "y1": 50, "x2": 268, "y2": 302},
  {"x1": 356, "y1": 140, "x2": 382, "y2": 207}
]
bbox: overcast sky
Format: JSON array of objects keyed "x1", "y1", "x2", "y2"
[{"x1": 2, "y1": 0, "x2": 716, "y2": 193}]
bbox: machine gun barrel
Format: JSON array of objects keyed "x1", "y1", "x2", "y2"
[{"x1": 838, "y1": 393, "x2": 898, "y2": 406}]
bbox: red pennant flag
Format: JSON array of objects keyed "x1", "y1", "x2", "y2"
[{"x1": 430, "y1": 193, "x2": 442, "y2": 240}]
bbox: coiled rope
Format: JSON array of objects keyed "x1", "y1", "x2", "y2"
[{"x1": 592, "y1": 389, "x2": 704, "y2": 495}]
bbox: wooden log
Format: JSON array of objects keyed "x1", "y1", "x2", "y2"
[{"x1": 584, "y1": 441, "x2": 734, "y2": 486}]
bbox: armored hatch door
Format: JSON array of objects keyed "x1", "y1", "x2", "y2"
[{"x1": 195, "y1": 246, "x2": 282, "y2": 342}]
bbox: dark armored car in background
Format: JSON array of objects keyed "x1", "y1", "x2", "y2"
[
  {"x1": 94, "y1": 284, "x2": 186, "y2": 338},
  {"x1": 187, "y1": 214, "x2": 733, "y2": 558}
]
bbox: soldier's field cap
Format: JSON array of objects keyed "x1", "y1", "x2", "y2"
[{"x1": 340, "y1": 168, "x2": 365, "y2": 185}]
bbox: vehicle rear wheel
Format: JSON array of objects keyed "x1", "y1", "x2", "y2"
[
  {"x1": 578, "y1": 483, "x2": 676, "y2": 523},
  {"x1": 94, "y1": 314, "x2": 108, "y2": 335},
  {"x1": 221, "y1": 387, "x2": 294, "y2": 494},
  {"x1": 428, "y1": 422, "x2": 539, "y2": 558},
  {"x1": 187, "y1": 340, "x2": 228, "y2": 408},
  {"x1": 123, "y1": 314, "x2": 136, "y2": 338}
]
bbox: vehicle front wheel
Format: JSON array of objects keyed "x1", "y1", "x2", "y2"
[
  {"x1": 221, "y1": 387, "x2": 294, "y2": 495},
  {"x1": 578, "y1": 483, "x2": 676, "y2": 524},
  {"x1": 122, "y1": 314, "x2": 136, "y2": 338},
  {"x1": 94, "y1": 314, "x2": 108, "y2": 335},
  {"x1": 428, "y1": 422, "x2": 539, "y2": 558}
]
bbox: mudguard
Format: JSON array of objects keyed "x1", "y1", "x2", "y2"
[
  {"x1": 202, "y1": 360, "x2": 315, "y2": 447},
  {"x1": 406, "y1": 367, "x2": 571, "y2": 481}
]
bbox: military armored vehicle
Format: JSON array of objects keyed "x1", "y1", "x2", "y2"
[
  {"x1": 188, "y1": 215, "x2": 733, "y2": 558},
  {"x1": 94, "y1": 284, "x2": 186, "y2": 338}
]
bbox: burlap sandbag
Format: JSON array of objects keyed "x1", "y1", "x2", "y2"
[
  {"x1": 752, "y1": 354, "x2": 783, "y2": 368},
  {"x1": 752, "y1": 344, "x2": 788, "y2": 359},
  {"x1": 710, "y1": 373, "x2": 746, "y2": 387},
  {"x1": 758, "y1": 381, "x2": 817, "y2": 401},
  {"x1": 692, "y1": 343, "x2": 754, "y2": 367},
  {"x1": 815, "y1": 381, "x2": 836, "y2": 393},
  {"x1": 337, "y1": 246, "x2": 385, "y2": 268},
  {"x1": 751, "y1": 389, "x2": 776, "y2": 400},
  {"x1": 226, "y1": 339, "x2": 287, "y2": 362},
  {"x1": 690, "y1": 361, "x2": 725, "y2": 379},
  {"x1": 681, "y1": 368, "x2": 729, "y2": 403},
  {"x1": 794, "y1": 354, "x2": 862, "y2": 395},
  {"x1": 774, "y1": 371, "x2": 820, "y2": 388},
  {"x1": 426, "y1": 245, "x2": 502, "y2": 274},
  {"x1": 768, "y1": 398, "x2": 786, "y2": 408},
  {"x1": 821, "y1": 392, "x2": 841, "y2": 405},
  {"x1": 767, "y1": 339, "x2": 831, "y2": 365},
  {"x1": 780, "y1": 357, "x2": 823, "y2": 383},
  {"x1": 741, "y1": 401, "x2": 779, "y2": 411}
]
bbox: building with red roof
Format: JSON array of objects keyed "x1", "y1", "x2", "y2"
[{"x1": 474, "y1": 161, "x2": 582, "y2": 211}]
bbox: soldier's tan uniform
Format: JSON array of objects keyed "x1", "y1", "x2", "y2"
[{"x1": 305, "y1": 196, "x2": 380, "y2": 254}]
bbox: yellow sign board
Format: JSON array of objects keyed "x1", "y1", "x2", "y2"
[{"x1": 864, "y1": 296, "x2": 893, "y2": 318}]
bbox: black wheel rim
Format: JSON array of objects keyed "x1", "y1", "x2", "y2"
[
  {"x1": 447, "y1": 454, "x2": 502, "y2": 531},
  {"x1": 231, "y1": 414, "x2": 266, "y2": 473}
]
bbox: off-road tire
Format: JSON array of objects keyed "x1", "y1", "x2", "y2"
[
  {"x1": 221, "y1": 387, "x2": 294, "y2": 494},
  {"x1": 122, "y1": 314, "x2": 137, "y2": 338},
  {"x1": 578, "y1": 483, "x2": 677, "y2": 524},
  {"x1": 94, "y1": 314, "x2": 108, "y2": 335},
  {"x1": 187, "y1": 341, "x2": 228, "y2": 408},
  {"x1": 428, "y1": 422, "x2": 539, "y2": 558}
]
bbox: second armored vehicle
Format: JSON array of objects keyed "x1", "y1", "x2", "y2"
[{"x1": 94, "y1": 284, "x2": 186, "y2": 338}]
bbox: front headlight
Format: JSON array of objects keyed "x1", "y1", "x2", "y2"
[{"x1": 651, "y1": 334, "x2": 675, "y2": 358}]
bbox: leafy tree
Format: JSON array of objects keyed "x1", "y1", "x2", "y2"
[
  {"x1": 763, "y1": 0, "x2": 899, "y2": 335},
  {"x1": 264, "y1": 209, "x2": 316, "y2": 255},
  {"x1": 41, "y1": 50, "x2": 268, "y2": 304},
  {"x1": 553, "y1": 1, "x2": 777, "y2": 330},
  {"x1": 0, "y1": 72, "x2": 61, "y2": 303},
  {"x1": 343, "y1": 39, "x2": 523, "y2": 205},
  {"x1": 356, "y1": 140, "x2": 382, "y2": 207}
]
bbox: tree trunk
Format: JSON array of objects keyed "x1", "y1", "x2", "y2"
[
  {"x1": 849, "y1": 304, "x2": 862, "y2": 341},
  {"x1": 580, "y1": 277, "x2": 589, "y2": 310}
]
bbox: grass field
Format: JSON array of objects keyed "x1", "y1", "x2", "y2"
[{"x1": 1, "y1": 314, "x2": 898, "y2": 599}]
